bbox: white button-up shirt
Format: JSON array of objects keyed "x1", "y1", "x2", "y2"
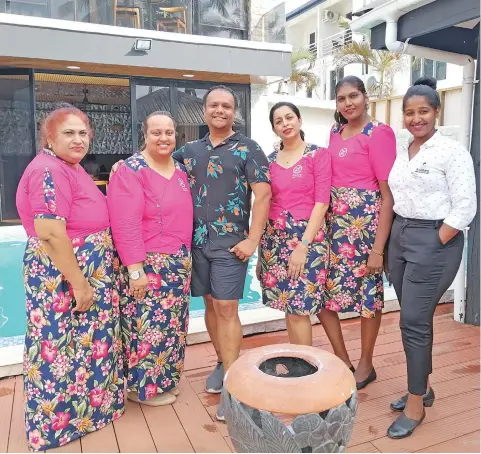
[{"x1": 388, "y1": 131, "x2": 477, "y2": 230}]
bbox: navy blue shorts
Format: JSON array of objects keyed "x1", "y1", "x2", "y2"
[{"x1": 191, "y1": 243, "x2": 248, "y2": 301}]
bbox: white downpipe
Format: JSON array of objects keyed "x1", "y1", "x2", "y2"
[
  {"x1": 351, "y1": 1, "x2": 477, "y2": 323},
  {"x1": 385, "y1": 20, "x2": 475, "y2": 323},
  {"x1": 452, "y1": 62, "x2": 476, "y2": 323}
]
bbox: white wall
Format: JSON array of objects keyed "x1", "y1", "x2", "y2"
[{"x1": 291, "y1": 105, "x2": 334, "y2": 147}]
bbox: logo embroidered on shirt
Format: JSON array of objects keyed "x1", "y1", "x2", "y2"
[
  {"x1": 178, "y1": 177, "x2": 189, "y2": 191},
  {"x1": 292, "y1": 165, "x2": 303, "y2": 178},
  {"x1": 339, "y1": 148, "x2": 348, "y2": 158}
]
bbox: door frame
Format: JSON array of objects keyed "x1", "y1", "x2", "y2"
[{"x1": 0, "y1": 67, "x2": 36, "y2": 223}]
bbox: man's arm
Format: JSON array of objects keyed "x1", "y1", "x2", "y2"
[
  {"x1": 230, "y1": 182, "x2": 271, "y2": 261},
  {"x1": 248, "y1": 182, "x2": 271, "y2": 244}
]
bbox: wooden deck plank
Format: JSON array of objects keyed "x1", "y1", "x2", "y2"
[
  {"x1": 112, "y1": 400, "x2": 156, "y2": 453},
  {"x1": 346, "y1": 442, "x2": 380, "y2": 452},
  {"x1": 350, "y1": 389, "x2": 480, "y2": 447},
  {"x1": 7, "y1": 376, "x2": 29, "y2": 453},
  {"x1": 223, "y1": 436, "x2": 235, "y2": 453},
  {"x1": 371, "y1": 407, "x2": 480, "y2": 453},
  {"x1": 355, "y1": 361, "x2": 480, "y2": 404},
  {"x1": 370, "y1": 335, "x2": 479, "y2": 370},
  {"x1": 356, "y1": 366, "x2": 480, "y2": 421},
  {"x1": 362, "y1": 347, "x2": 480, "y2": 384},
  {"x1": 80, "y1": 424, "x2": 119, "y2": 453},
  {"x1": 172, "y1": 377, "x2": 230, "y2": 453},
  {"x1": 141, "y1": 401, "x2": 194, "y2": 453},
  {"x1": 3, "y1": 305, "x2": 479, "y2": 454},
  {"x1": 0, "y1": 377, "x2": 15, "y2": 453},
  {"x1": 417, "y1": 430, "x2": 480, "y2": 452},
  {"x1": 46, "y1": 439, "x2": 81, "y2": 453}
]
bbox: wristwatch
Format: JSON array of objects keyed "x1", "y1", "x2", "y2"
[
  {"x1": 301, "y1": 239, "x2": 311, "y2": 248},
  {"x1": 128, "y1": 269, "x2": 145, "y2": 281}
]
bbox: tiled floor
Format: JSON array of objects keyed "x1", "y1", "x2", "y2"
[{"x1": 1, "y1": 303, "x2": 479, "y2": 453}]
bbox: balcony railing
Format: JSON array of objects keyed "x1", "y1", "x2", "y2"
[
  {"x1": 320, "y1": 29, "x2": 353, "y2": 57},
  {"x1": 2, "y1": 0, "x2": 251, "y2": 40},
  {"x1": 308, "y1": 41, "x2": 317, "y2": 59}
]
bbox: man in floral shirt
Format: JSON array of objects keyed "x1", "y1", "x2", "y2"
[{"x1": 173, "y1": 86, "x2": 271, "y2": 420}]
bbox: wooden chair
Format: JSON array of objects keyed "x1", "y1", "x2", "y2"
[
  {"x1": 114, "y1": 0, "x2": 141, "y2": 29},
  {"x1": 155, "y1": 6, "x2": 187, "y2": 33}
]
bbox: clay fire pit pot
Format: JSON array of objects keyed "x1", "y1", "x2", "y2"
[{"x1": 223, "y1": 343, "x2": 357, "y2": 453}]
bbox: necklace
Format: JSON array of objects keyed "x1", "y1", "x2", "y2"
[{"x1": 279, "y1": 143, "x2": 306, "y2": 165}]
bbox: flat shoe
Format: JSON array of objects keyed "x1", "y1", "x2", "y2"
[
  {"x1": 391, "y1": 388, "x2": 435, "y2": 412},
  {"x1": 170, "y1": 387, "x2": 180, "y2": 396},
  {"x1": 128, "y1": 391, "x2": 177, "y2": 406},
  {"x1": 356, "y1": 368, "x2": 377, "y2": 390},
  {"x1": 387, "y1": 410, "x2": 425, "y2": 439}
]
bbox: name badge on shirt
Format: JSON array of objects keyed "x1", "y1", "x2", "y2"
[
  {"x1": 414, "y1": 162, "x2": 429, "y2": 175},
  {"x1": 292, "y1": 164, "x2": 303, "y2": 178}
]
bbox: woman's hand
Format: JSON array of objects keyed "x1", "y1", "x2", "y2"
[
  {"x1": 367, "y1": 251, "x2": 383, "y2": 275},
  {"x1": 130, "y1": 274, "x2": 149, "y2": 301},
  {"x1": 72, "y1": 280, "x2": 95, "y2": 313},
  {"x1": 288, "y1": 245, "x2": 308, "y2": 280},
  {"x1": 109, "y1": 160, "x2": 125, "y2": 180}
]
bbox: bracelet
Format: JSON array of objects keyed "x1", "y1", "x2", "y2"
[{"x1": 370, "y1": 248, "x2": 384, "y2": 257}]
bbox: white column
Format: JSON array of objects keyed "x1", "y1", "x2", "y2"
[{"x1": 453, "y1": 61, "x2": 476, "y2": 323}]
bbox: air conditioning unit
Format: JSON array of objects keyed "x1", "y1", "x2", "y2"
[{"x1": 323, "y1": 10, "x2": 340, "y2": 22}]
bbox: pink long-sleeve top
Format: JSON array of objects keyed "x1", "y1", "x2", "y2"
[
  {"x1": 16, "y1": 150, "x2": 110, "y2": 239},
  {"x1": 328, "y1": 122, "x2": 396, "y2": 190},
  {"x1": 268, "y1": 144, "x2": 332, "y2": 221},
  {"x1": 107, "y1": 154, "x2": 193, "y2": 266}
]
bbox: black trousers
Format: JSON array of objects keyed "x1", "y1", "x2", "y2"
[{"x1": 388, "y1": 216, "x2": 464, "y2": 395}]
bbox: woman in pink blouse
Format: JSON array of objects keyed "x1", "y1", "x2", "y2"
[
  {"x1": 317, "y1": 76, "x2": 396, "y2": 389},
  {"x1": 16, "y1": 107, "x2": 124, "y2": 451},
  {"x1": 258, "y1": 102, "x2": 331, "y2": 346},
  {"x1": 108, "y1": 111, "x2": 193, "y2": 406}
]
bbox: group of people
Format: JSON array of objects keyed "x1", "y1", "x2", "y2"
[{"x1": 16, "y1": 75, "x2": 476, "y2": 451}]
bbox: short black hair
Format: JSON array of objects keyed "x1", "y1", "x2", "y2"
[
  {"x1": 202, "y1": 85, "x2": 238, "y2": 110},
  {"x1": 403, "y1": 76, "x2": 441, "y2": 111}
]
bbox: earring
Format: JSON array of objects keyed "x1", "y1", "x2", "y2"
[{"x1": 48, "y1": 144, "x2": 52, "y2": 149}]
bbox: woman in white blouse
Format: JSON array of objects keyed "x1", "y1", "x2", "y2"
[{"x1": 386, "y1": 76, "x2": 477, "y2": 439}]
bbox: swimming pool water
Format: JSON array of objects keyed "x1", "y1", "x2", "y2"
[
  {"x1": 0, "y1": 228, "x2": 468, "y2": 342},
  {"x1": 0, "y1": 234, "x2": 261, "y2": 340}
]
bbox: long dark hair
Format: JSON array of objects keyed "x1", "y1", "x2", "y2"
[
  {"x1": 334, "y1": 76, "x2": 368, "y2": 126},
  {"x1": 269, "y1": 101, "x2": 305, "y2": 150},
  {"x1": 403, "y1": 76, "x2": 441, "y2": 111}
]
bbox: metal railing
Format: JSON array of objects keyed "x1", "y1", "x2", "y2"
[
  {"x1": 320, "y1": 29, "x2": 352, "y2": 57},
  {"x1": 308, "y1": 41, "x2": 317, "y2": 58}
]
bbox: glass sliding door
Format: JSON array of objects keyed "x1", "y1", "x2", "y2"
[
  {"x1": 133, "y1": 79, "x2": 172, "y2": 152},
  {"x1": 131, "y1": 78, "x2": 249, "y2": 149},
  {"x1": 173, "y1": 81, "x2": 248, "y2": 146},
  {"x1": 0, "y1": 68, "x2": 35, "y2": 224}
]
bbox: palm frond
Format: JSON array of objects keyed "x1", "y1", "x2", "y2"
[{"x1": 333, "y1": 38, "x2": 406, "y2": 97}]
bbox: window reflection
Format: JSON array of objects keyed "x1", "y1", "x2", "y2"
[
  {"x1": 197, "y1": 0, "x2": 247, "y2": 39},
  {"x1": 4, "y1": 0, "x2": 269, "y2": 42}
]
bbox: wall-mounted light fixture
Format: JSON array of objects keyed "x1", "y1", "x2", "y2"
[{"x1": 134, "y1": 39, "x2": 152, "y2": 51}]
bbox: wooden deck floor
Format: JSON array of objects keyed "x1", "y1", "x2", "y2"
[{"x1": 1, "y1": 304, "x2": 479, "y2": 453}]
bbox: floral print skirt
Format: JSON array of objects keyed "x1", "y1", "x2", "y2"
[
  {"x1": 119, "y1": 246, "x2": 191, "y2": 401},
  {"x1": 22, "y1": 229, "x2": 125, "y2": 452},
  {"x1": 260, "y1": 211, "x2": 329, "y2": 315},
  {"x1": 324, "y1": 187, "x2": 384, "y2": 318}
]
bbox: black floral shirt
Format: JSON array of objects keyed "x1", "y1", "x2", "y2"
[{"x1": 173, "y1": 132, "x2": 270, "y2": 250}]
